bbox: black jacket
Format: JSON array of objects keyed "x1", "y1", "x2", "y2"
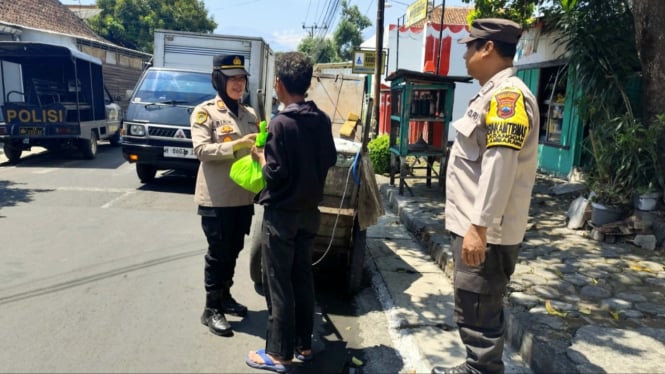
[{"x1": 256, "y1": 101, "x2": 337, "y2": 211}]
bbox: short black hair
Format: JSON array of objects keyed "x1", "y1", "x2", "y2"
[
  {"x1": 275, "y1": 52, "x2": 313, "y2": 96},
  {"x1": 470, "y1": 38, "x2": 517, "y2": 59}
]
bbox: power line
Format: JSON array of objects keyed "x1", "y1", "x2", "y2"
[
  {"x1": 302, "y1": 23, "x2": 328, "y2": 37},
  {"x1": 315, "y1": 0, "x2": 340, "y2": 39}
]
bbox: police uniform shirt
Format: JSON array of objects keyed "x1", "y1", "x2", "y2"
[
  {"x1": 191, "y1": 96, "x2": 258, "y2": 207},
  {"x1": 445, "y1": 67, "x2": 540, "y2": 245}
]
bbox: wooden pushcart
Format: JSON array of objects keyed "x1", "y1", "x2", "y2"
[{"x1": 247, "y1": 141, "x2": 367, "y2": 295}]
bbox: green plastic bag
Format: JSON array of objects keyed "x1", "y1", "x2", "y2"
[
  {"x1": 229, "y1": 120, "x2": 268, "y2": 194},
  {"x1": 230, "y1": 154, "x2": 265, "y2": 194}
]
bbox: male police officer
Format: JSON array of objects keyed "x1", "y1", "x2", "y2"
[
  {"x1": 432, "y1": 19, "x2": 539, "y2": 374},
  {"x1": 192, "y1": 54, "x2": 258, "y2": 337}
]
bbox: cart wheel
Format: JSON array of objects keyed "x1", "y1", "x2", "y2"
[
  {"x1": 346, "y1": 219, "x2": 366, "y2": 295},
  {"x1": 248, "y1": 204, "x2": 264, "y2": 287}
]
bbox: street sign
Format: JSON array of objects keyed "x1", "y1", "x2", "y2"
[
  {"x1": 351, "y1": 49, "x2": 387, "y2": 74},
  {"x1": 405, "y1": 0, "x2": 428, "y2": 27}
]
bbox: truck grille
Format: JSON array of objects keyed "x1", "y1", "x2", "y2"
[{"x1": 148, "y1": 127, "x2": 191, "y2": 139}]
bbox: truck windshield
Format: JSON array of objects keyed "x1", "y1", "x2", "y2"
[{"x1": 133, "y1": 70, "x2": 216, "y2": 105}]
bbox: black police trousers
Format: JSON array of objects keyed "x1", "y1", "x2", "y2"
[
  {"x1": 450, "y1": 233, "x2": 520, "y2": 374},
  {"x1": 200, "y1": 205, "x2": 253, "y2": 292}
]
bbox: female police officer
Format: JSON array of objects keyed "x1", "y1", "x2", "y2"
[{"x1": 191, "y1": 54, "x2": 258, "y2": 337}]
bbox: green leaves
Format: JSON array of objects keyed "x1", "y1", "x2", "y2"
[
  {"x1": 88, "y1": 0, "x2": 217, "y2": 53},
  {"x1": 367, "y1": 134, "x2": 391, "y2": 175}
]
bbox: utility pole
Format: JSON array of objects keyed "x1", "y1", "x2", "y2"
[
  {"x1": 372, "y1": 0, "x2": 386, "y2": 142},
  {"x1": 302, "y1": 23, "x2": 327, "y2": 37},
  {"x1": 436, "y1": 0, "x2": 446, "y2": 74}
]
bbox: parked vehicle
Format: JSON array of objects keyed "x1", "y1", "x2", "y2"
[
  {"x1": 0, "y1": 42, "x2": 122, "y2": 163},
  {"x1": 120, "y1": 68, "x2": 216, "y2": 182},
  {"x1": 120, "y1": 29, "x2": 274, "y2": 183}
]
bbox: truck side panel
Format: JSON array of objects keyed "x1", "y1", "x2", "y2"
[{"x1": 153, "y1": 29, "x2": 274, "y2": 119}]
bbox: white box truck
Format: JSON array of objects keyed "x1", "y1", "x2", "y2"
[{"x1": 121, "y1": 29, "x2": 274, "y2": 183}]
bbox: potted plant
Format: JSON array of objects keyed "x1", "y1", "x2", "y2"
[
  {"x1": 632, "y1": 114, "x2": 665, "y2": 211},
  {"x1": 587, "y1": 175, "x2": 629, "y2": 226},
  {"x1": 634, "y1": 185, "x2": 662, "y2": 211},
  {"x1": 587, "y1": 113, "x2": 665, "y2": 219}
]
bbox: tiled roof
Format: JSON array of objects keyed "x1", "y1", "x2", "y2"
[
  {"x1": 411, "y1": 6, "x2": 472, "y2": 27},
  {"x1": 0, "y1": 0, "x2": 108, "y2": 44}
]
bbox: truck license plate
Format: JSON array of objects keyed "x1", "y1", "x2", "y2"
[
  {"x1": 19, "y1": 127, "x2": 45, "y2": 136},
  {"x1": 163, "y1": 146, "x2": 196, "y2": 159}
]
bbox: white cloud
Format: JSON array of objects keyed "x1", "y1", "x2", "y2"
[{"x1": 269, "y1": 29, "x2": 308, "y2": 52}]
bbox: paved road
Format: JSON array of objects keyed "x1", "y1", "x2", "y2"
[{"x1": 0, "y1": 145, "x2": 403, "y2": 373}]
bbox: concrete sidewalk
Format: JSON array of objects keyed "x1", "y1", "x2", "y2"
[
  {"x1": 371, "y1": 173, "x2": 665, "y2": 373},
  {"x1": 366, "y1": 177, "x2": 530, "y2": 374}
]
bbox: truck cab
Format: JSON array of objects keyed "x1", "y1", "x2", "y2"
[
  {"x1": 120, "y1": 67, "x2": 216, "y2": 183},
  {"x1": 0, "y1": 42, "x2": 122, "y2": 163}
]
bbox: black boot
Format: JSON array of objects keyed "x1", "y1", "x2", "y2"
[
  {"x1": 201, "y1": 290, "x2": 233, "y2": 337},
  {"x1": 221, "y1": 281, "x2": 248, "y2": 317},
  {"x1": 200, "y1": 307, "x2": 233, "y2": 337}
]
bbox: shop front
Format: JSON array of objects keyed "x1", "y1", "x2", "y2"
[{"x1": 515, "y1": 25, "x2": 584, "y2": 179}]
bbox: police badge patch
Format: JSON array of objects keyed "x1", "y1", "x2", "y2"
[
  {"x1": 195, "y1": 111, "x2": 208, "y2": 124},
  {"x1": 486, "y1": 87, "x2": 529, "y2": 150},
  {"x1": 495, "y1": 91, "x2": 520, "y2": 119}
]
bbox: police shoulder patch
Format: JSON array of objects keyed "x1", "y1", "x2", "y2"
[
  {"x1": 486, "y1": 87, "x2": 529, "y2": 150},
  {"x1": 195, "y1": 111, "x2": 209, "y2": 124}
]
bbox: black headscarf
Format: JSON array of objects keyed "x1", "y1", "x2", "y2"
[{"x1": 211, "y1": 71, "x2": 247, "y2": 117}]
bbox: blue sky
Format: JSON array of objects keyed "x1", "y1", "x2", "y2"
[{"x1": 61, "y1": 0, "x2": 471, "y2": 52}]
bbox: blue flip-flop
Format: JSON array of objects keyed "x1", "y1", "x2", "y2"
[{"x1": 245, "y1": 349, "x2": 290, "y2": 373}]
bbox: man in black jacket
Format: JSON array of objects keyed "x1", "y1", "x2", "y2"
[{"x1": 246, "y1": 51, "x2": 337, "y2": 373}]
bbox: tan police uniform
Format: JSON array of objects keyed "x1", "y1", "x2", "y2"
[
  {"x1": 445, "y1": 67, "x2": 539, "y2": 245},
  {"x1": 191, "y1": 96, "x2": 258, "y2": 207},
  {"x1": 443, "y1": 67, "x2": 539, "y2": 374}
]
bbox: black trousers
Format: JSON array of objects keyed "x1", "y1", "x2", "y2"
[
  {"x1": 200, "y1": 205, "x2": 253, "y2": 292},
  {"x1": 261, "y1": 207, "x2": 319, "y2": 361},
  {"x1": 450, "y1": 234, "x2": 520, "y2": 374}
]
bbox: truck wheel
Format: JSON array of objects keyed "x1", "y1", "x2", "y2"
[
  {"x1": 3, "y1": 142, "x2": 23, "y2": 164},
  {"x1": 347, "y1": 219, "x2": 366, "y2": 296},
  {"x1": 108, "y1": 130, "x2": 121, "y2": 147},
  {"x1": 248, "y1": 204, "x2": 264, "y2": 286},
  {"x1": 80, "y1": 131, "x2": 98, "y2": 159},
  {"x1": 136, "y1": 164, "x2": 157, "y2": 183}
]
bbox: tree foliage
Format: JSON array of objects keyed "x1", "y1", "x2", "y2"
[
  {"x1": 332, "y1": 0, "x2": 372, "y2": 61},
  {"x1": 460, "y1": 0, "x2": 665, "y2": 196},
  {"x1": 88, "y1": 0, "x2": 217, "y2": 53},
  {"x1": 298, "y1": 36, "x2": 341, "y2": 64},
  {"x1": 553, "y1": 0, "x2": 639, "y2": 120},
  {"x1": 461, "y1": 0, "x2": 541, "y2": 26}
]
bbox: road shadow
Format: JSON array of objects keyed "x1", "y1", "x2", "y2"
[
  {"x1": 0, "y1": 180, "x2": 53, "y2": 216},
  {"x1": 136, "y1": 170, "x2": 196, "y2": 194}
]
